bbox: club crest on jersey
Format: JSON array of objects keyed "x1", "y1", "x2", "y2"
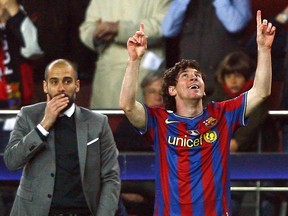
[
  {"x1": 203, "y1": 130, "x2": 217, "y2": 143},
  {"x1": 203, "y1": 117, "x2": 218, "y2": 128}
]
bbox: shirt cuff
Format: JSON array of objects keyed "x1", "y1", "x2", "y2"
[{"x1": 36, "y1": 124, "x2": 49, "y2": 140}]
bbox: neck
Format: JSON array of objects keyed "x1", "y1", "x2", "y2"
[{"x1": 175, "y1": 99, "x2": 203, "y2": 117}]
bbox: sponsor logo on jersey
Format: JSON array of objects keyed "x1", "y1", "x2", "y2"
[
  {"x1": 168, "y1": 135, "x2": 203, "y2": 147},
  {"x1": 167, "y1": 130, "x2": 217, "y2": 148}
]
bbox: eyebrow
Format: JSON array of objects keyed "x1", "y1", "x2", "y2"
[
  {"x1": 49, "y1": 76, "x2": 73, "y2": 80},
  {"x1": 180, "y1": 69, "x2": 201, "y2": 75},
  {"x1": 49, "y1": 77, "x2": 58, "y2": 81}
]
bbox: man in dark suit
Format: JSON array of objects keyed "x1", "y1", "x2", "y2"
[{"x1": 4, "y1": 59, "x2": 120, "y2": 216}]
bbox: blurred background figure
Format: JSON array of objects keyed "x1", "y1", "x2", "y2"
[
  {"x1": 162, "y1": 0, "x2": 252, "y2": 96},
  {"x1": 207, "y1": 51, "x2": 281, "y2": 216},
  {"x1": 0, "y1": 0, "x2": 43, "y2": 109},
  {"x1": 141, "y1": 70, "x2": 164, "y2": 108},
  {"x1": 79, "y1": 0, "x2": 170, "y2": 109}
]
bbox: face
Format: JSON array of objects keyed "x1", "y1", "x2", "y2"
[
  {"x1": 169, "y1": 67, "x2": 205, "y2": 101},
  {"x1": 43, "y1": 63, "x2": 80, "y2": 109},
  {"x1": 224, "y1": 72, "x2": 246, "y2": 94},
  {"x1": 144, "y1": 78, "x2": 163, "y2": 107}
]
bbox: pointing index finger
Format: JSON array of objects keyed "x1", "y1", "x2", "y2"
[
  {"x1": 140, "y1": 23, "x2": 144, "y2": 33},
  {"x1": 256, "y1": 10, "x2": 262, "y2": 27}
]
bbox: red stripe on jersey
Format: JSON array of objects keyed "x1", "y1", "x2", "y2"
[
  {"x1": 206, "y1": 103, "x2": 234, "y2": 214},
  {"x1": 177, "y1": 122, "x2": 193, "y2": 215},
  {"x1": 218, "y1": 96, "x2": 244, "y2": 214},
  {"x1": 158, "y1": 111, "x2": 170, "y2": 216},
  {"x1": 217, "y1": 115, "x2": 230, "y2": 214},
  {"x1": 200, "y1": 141, "x2": 217, "y2": 216},
  {"x1": 205, "y1": 106, "x2": 230, "y2": 215}
]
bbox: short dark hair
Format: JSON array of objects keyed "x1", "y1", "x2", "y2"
[
  {"x1": 216, "y1": 51, "x2": 256, "y2": 84},
  {"x1": 162, "y1": 59, "x2": 204, "y2": 112}
]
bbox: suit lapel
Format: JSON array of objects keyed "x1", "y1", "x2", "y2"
[{"x1": 75, "y1": 106, "x2": 88, "y2": 181}]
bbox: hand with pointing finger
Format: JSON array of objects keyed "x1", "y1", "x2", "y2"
[
  {"x1": 127, "y1": 24, "x2": 147, "y2": 61},
  {"x1": 256, "y1": 10, "x2": 276, "y2": 50}
]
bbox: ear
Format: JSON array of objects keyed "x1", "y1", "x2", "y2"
[
  {"x1": 168, "y1": 86, "x2": 176, "y2": 96},
  {"x1": 75, "y1": 80, "x2": 80, "y2": 93},
  {"x1": 43, "y1": 80, "x2": 48, "y2": 93}
]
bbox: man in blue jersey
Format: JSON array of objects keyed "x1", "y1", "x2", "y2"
[{"x1": 119, "y1": 10, "x2": 276, "y2": 216}]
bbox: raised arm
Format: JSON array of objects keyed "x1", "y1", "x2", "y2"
[
  {"x1": 246, "y1": 10, "x2": 276, "y2": 117},
  {"x1": 119, "y1": 24, "x2": 147, "y2": 130}
]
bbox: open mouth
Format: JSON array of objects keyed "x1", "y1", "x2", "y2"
[{"x1": 188, "y1": 84, "x2": 199, "y2": 89}]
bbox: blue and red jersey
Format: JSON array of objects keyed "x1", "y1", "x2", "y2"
[{"x1": 139, "y1": 93, "x2": 247, "y2": 216}]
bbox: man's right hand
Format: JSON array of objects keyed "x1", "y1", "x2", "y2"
[
  {"x1": 40, "y1": 94, "x2": 69, "y2": 131},
  {"x1": 127, "y1": 24, "x2": 147, "y2": 61}
]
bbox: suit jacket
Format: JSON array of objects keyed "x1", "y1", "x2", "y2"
[{"x1": 4, "y1": 102, "x2": 120, "y2": 216}]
